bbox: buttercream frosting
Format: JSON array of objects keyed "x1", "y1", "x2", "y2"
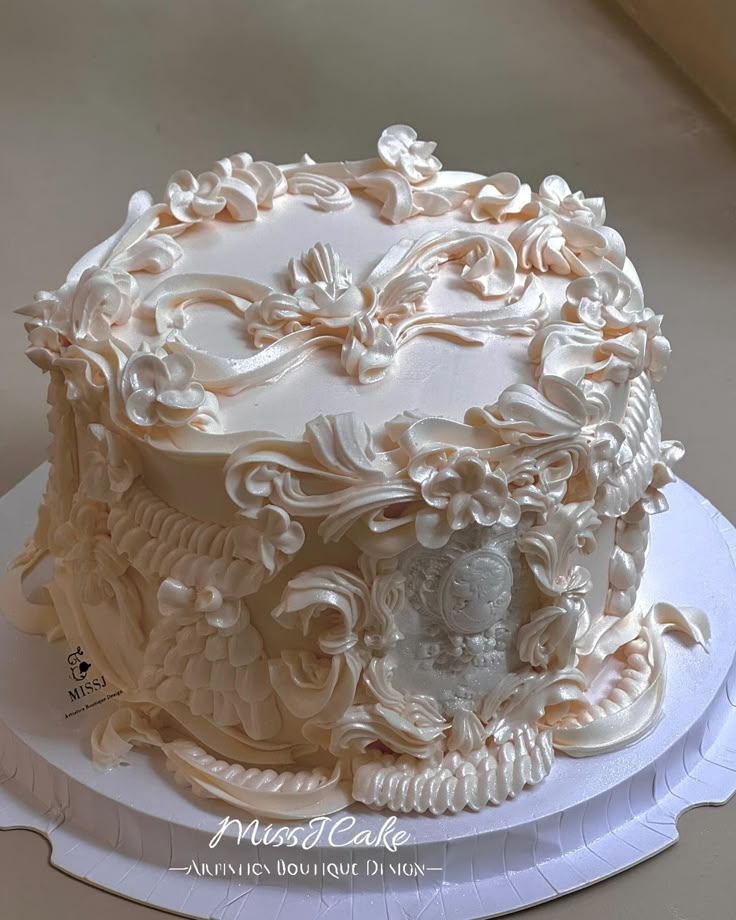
[{"x1": 6, "y1": 124, "x2": 708, "y2": 818}]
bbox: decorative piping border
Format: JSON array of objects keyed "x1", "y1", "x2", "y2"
[{"x1": 108, "y1": 480, "x2": 279, "y2": 598}]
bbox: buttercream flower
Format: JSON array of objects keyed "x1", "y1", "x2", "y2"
[
  {"x1": 249, "y1": 505, "x2": 305, "y2": 575},
  {"x1": 562, "y1": 270, "x2": 646, "y2": 333},
  {"x1": 17, "y1": 285, "x2": 76, "y2": 366},
  {"x1": 165, "y1": 169, "x2": 226, "y2": 222},
  {"x1": 70, "y1": 267, "x2": 138, "y2": 340},
  {"x1": 121, "y1": 345, "x2": 215, "y2": 428},
  {"x1": 247, "y1": 243, "x2": 369, "y2": 347},
  {"x1": 410, "y1": 447, "x2": 521, "y2": 548},
  {"x1": 212, "y1": 153, "x2": 287, "y2": 217},
  {"x1": 535, "y1": 175, "x2": 606, "y2": 226},
  {"x1": 513, "y1": 210, "x2": 627, "y2": 274},
  {"x1": 24, "y1": 316, "x2": 68, "y2": 369},
  {"x1": 555, "y1": 271, "x2": 670, "y2": 384},
  {"x1": 518, "y1": 604, "x2": 579, "y2": 670},
  {"x1": 591, "y1": 327, "x2": 668, "y2": 384},
  {"x1": 341, "y1": 312, "x2": 397, "y2": 384},
  {"x1": 157, "y1": 577, "x2": 244, "y2": 631},
  {"x1": 510, "y1": 215, "x2": 593, "y2": 276},
  {"x1": 470, "y1": 172, "x2": 533, "y2": 222},
  {"x1": 246, "y1": 291, "x2": 312, "y2": 346},
  {"x1": 595, "y1": 329, "x2": 648, "y2": 383},
  {"x1": 377, "y1": 124, "x2": 442, "y2": 184},
  {"x1": 588, "y1": 421, "x2": 628, "y2": 490},
  {"x1": 17, "y1": 266, "x2": 137, "y2": 366},
  {"x1": 641, "y1": 440, "x2": 684, "y2": 514},
  {"x1": 224, "y1": 453, "x2": 285, "y2": 519},
  {"x1": 272, "y1": 566, "x2": 370, "y2": 656},
  {"x1": 269, "y1": 649, "x2": 363, "y2": 723},
  {"x1": 646, "y1": 333, "x2": 671, "y2": 382},
  {"x1": 17, "y1": 287, "x2": 70, "y2": 343}
]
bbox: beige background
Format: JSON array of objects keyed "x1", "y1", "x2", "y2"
[
  {"x1": 618, "y1": 0, "x2": 736, "y2": 123},
  {"x1": 1, "y1": 1, "x2": 736, "y2": 917}
]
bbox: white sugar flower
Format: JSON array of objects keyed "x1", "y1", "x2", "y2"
[
  {"x1": 563, "y1": 270, "x2": 647, "y2": 332},
  {"x1": 563, "y1": 270, "x2": 670, "y2": 381},
  {"x1": 244, "y1": 505, "x2": 305, "y2": 575},
  {"x1": 410, "y1": 447, "x2": 521, "y2": 548},
  {"x1": 377, "y1": 124, "x2": 442, "y2": 184},
  {"x1": 70, "y1": 267, "x2": 138, "y2": 340},
  {"x1": 536, "y1": 175, "x2": 606, "y2": 226},
  {"x1": 165, "y1": 169, "x2": 226, "y2": 222},
  {"x1": 509, "y1": 214, "x2": 623, "y2": 276},
  {"x1": 121, "y1": 345, "x2": 216, "y2": 428},
  {"x1": 157, "y1": 577, "x2": 245, "y2": 631},
  {"x1": 470, "y1": 172, "x2": 533, "y2": 222},
  {"x1": 17, "y1": 266, "x2": 138, "y2": 366}
]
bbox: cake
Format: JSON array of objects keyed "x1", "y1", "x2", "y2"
[{"x1": 7, "y1": 125, "x2": 709, "y2": 818}]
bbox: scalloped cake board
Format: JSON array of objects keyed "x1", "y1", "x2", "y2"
[{"x1": 0, "y1": 465, "x2": 735, "y2": 920}]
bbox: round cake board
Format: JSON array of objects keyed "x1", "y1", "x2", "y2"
[{"x1": 0, "y1": 465, "x2": 735, "y2": 920}]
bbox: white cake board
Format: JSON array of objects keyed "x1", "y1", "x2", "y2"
[{"x1": 0, "y1": 465, "x2": 735, "y2": 920}]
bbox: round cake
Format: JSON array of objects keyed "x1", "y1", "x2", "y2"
[{"x1": 9, "y1": 125, "x2": 709, "y2": 817}]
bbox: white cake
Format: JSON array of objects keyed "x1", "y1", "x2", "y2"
[{"x1": 8, "y1": 125, "x2": 709, "y2": 817}]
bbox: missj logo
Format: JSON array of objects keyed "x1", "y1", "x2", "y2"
[
  {"x1": 66, "y1": 645, "x2": 108, "y2": 703},
  {"x1": 67, "y1": 646, "x2": 91, "y2": 682}
]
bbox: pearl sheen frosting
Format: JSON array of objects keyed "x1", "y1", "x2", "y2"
[{"x1": 8, "y1": 125, "x2": 709, "y2": 818}]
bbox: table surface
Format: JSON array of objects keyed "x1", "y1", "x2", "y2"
[{"x1": 1, "y1": 1, "x2": 735, "y2": 917}]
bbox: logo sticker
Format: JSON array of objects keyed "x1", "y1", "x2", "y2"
[{"x1": 63, "y1": 645, "x2": 121, "y2": 719}]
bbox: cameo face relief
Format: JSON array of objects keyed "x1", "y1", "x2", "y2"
[
  {"x1": 387, "y1": 523, "x2": 537, "y2": 716},
  {"x1": 442, "y1": 549, "x2": 513, "y2": 636}
]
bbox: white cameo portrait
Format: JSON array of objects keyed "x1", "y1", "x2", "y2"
[{"x1": 441, "y1": 549, "x2": 513, "y2": 636}]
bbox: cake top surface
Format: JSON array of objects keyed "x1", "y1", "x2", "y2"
[{"x1": 18, "y1": 124, "x2": 664, "y2": 460}]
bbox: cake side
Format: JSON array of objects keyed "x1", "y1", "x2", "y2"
[{"x1": 8, "y1": 126, "x2": 709, "y2": 816}]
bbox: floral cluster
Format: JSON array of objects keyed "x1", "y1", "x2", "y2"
[
  {"x1": 409, "y1": 447, "x2": 521, "y2": 549},
  {"x1": 244, "y1": 240, "x2": 440, "y2": 385},
  {"x1": 164, "y1": 154, "x2": 286, "y2": 223},
  {"x1": 470, "y1": 172, "x2": 605, "y2": 228},
  {"x1": 246, "y1": 242, "x2": 369, "y2": 346},
  {"x1": 562, "y1": 269, "x2": 670, "y2": 382},
  {"x1": 417, "y1": 622, "x2": 512, "y2": 672},
  {"x1": 18, "y1": 266, "x2": 138, "y2": 368}
]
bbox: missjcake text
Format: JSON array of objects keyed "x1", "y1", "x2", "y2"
[{"x1": 209, "y1": 814, "x2": 411, "y2": 852}]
